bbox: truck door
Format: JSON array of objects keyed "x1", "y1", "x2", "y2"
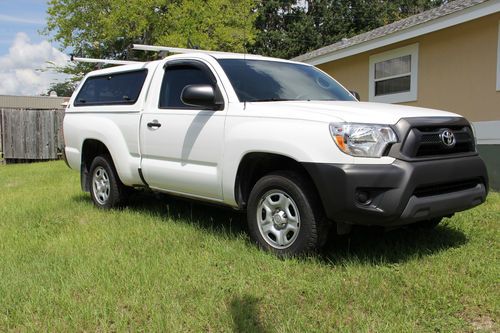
[{"x1": 139, "y1": 59, "x2": 226, "y2": 201}]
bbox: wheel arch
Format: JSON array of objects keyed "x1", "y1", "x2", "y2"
[
  {"x1": 234, "y1": 152, "x2": 323, "y2": 212},
  {"x1": 80, "y1": 139, "x2": 114, "y2": 192}
]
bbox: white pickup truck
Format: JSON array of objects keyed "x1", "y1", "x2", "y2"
[{"x1": 64, "y1": 51, "x2": 488, "y2": 256}]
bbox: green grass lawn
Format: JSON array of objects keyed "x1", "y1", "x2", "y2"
[{"x1": 0, "y1": 161, "x2": 498, "y2": 332}]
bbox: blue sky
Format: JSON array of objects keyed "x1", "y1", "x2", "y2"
[
  {"x1": 0, "y1": 0, "x2": 53, "y2": 55},
  {"x1": 0, "y1": 0, "x2": 68, "y2": 96}
]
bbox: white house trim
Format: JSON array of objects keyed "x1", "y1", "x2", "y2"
[
  {"x1": 368, "y1": 43, "x2": 419, "y2": 104},
  {"x1": 304, "y1": 1, "x2": 500, "y2": 66},
  {"x1": 473, "y1": 120, "x2": 500, "y2": 145}
]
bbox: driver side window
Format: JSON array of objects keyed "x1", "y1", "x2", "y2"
[{"x1": 159, "y1": 65, "x2": 213, "y2": 109}]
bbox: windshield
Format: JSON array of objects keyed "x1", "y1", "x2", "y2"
[{"x1": 217, "y1": 59, "x2": 357, "y2": 102}]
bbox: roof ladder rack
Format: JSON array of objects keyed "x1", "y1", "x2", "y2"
[
  {"x1": 70, "y1": 55, "x2": 143, "y2": 65},
  {"x1": 132, "y1": 44, "x2": 240, "y2": 55}
]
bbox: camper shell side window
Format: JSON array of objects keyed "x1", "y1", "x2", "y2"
[{"x1": 74, "y1": 69, "x2": 148, "y2": 106}]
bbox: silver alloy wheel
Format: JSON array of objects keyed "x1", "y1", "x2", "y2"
[
  {"x1": 92, "y1": 166, "x2": 110, "y2": 205},
  {"x1": 256, "y1": 190, "x2": 301, "y2": 249}
]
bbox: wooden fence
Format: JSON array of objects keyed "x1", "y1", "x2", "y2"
[{"x1": 0, "y1": 108, "x2": 65, "y2": 163}]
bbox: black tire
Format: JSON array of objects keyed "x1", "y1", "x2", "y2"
[
  {"x1": 88, "y1": 154, "x2": 128, "y2": 209},
  {"x1": 411, "y1": 217, "x2": 442, "y2": 230},
  {"x1": 246, "y1": 171, "x2": 326, "y2": 257}
]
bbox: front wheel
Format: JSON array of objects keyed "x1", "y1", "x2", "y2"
[
  {"x1": 89, "y1": 155, "x2": 128, "y2": 209},
  {"x1": 247, "y1": 171, "x2": 326, "y2": 256}
]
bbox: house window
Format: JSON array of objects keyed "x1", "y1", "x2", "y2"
[
  {"x1": 369, "y1": 43, "x2": 419, "y2": 103},
  {"x1": 496, "y1": 21, "x2": 500, "y2": 91}
]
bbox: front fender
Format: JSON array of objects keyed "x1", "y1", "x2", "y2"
[{"x1": 222, "y1": 117, "x2": 353, "y2": 206}]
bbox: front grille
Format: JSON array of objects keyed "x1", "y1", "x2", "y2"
[
  {"x1": 407, "y1": 126, "x2": 475, "y2": 158},
  {"x1": 413, "y1": 179, "x2": 480, "y2": 197}
]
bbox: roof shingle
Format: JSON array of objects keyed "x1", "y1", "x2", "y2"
[{"x1": 292, "y1": 0, "x2": 490, "y2": 62}]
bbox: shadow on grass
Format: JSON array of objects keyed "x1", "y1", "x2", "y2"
[
  {"x1": 320, "y1": 223, "x2": 468, "y2": 265},
  {"x1": 72, "y1": 191, "x2": 247, "y2": 237},
  {"x1": 72, "y1": 192, "x2": 468, "y2": 265},
  {"x1": 230, "y1": 295, "x2": 269, "y2": 333}
]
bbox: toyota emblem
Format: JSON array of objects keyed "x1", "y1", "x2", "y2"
[{"x1": 440, "y1": 129, "x2": 456, "y2": 148}]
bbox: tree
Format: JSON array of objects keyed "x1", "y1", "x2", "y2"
[
  {"x1": 251, "y1": 0, "x2": 445, "y2": 59},
  {"x1": 43, "y1": 0, "x2": 256, "y2": 81},
  {"x1": 155, "y1": 0, "x2": 256, "y2": 52},
  {"x1": 45, "y1": 81, "x2": 77, "y2": 97}
]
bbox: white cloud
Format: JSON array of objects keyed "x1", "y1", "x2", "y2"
[
  {"x1": 0, "y1": 14, "x2": 45, "y2": 25},
  {"x1": 0, "y1": 32, "x2": 69, "y2": 96}
]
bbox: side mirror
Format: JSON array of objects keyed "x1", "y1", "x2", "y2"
[
  {"x1": 181, "y1": 84, "x2": 223, "y2": 110},
  {"x1": 349, "y1": 90, "x2": 360, "y2": 101}
]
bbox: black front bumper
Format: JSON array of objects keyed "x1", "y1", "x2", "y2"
[{"x1": 303, "y1": 155, "x2": 488, "y2": 226}]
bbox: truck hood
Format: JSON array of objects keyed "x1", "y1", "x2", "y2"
[{"x1": 243, "y1": 101, "x2": 461, "y2": 124}]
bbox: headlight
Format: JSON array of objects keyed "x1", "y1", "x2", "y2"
[{"x1": 330, "y1": 123, "x2": 397, "y2": 157}]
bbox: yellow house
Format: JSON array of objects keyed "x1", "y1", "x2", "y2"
[{"x1": 294, "y1": 0, "x2": 500, "y2": 190}]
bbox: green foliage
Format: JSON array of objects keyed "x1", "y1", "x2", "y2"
[
  {"x1": 252, "y1": 0, "x2": 446, "y2": 59},
  {"x1": 156, "y1": 0, "x2": 256, "y2": 53},
  {"x1": 43, "y1": 0, "x2": 256, "y2": 80},
  {"x1": 0, "y1": 161, "x2": 498, "y2": 331},
  {"x1": 43, "y1": 81, "x2": 77, "y2": 97},
  {"x1": 45, "y1": 0, "x2": 256, "y2": 57}
]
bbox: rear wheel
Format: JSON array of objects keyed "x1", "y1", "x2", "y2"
[
  {"x1": 247, "y1": 171, "x2": 326, "y2": 256},
  {"x1": 89, "y1": 155, "x2": 128, "y2": 209}
]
